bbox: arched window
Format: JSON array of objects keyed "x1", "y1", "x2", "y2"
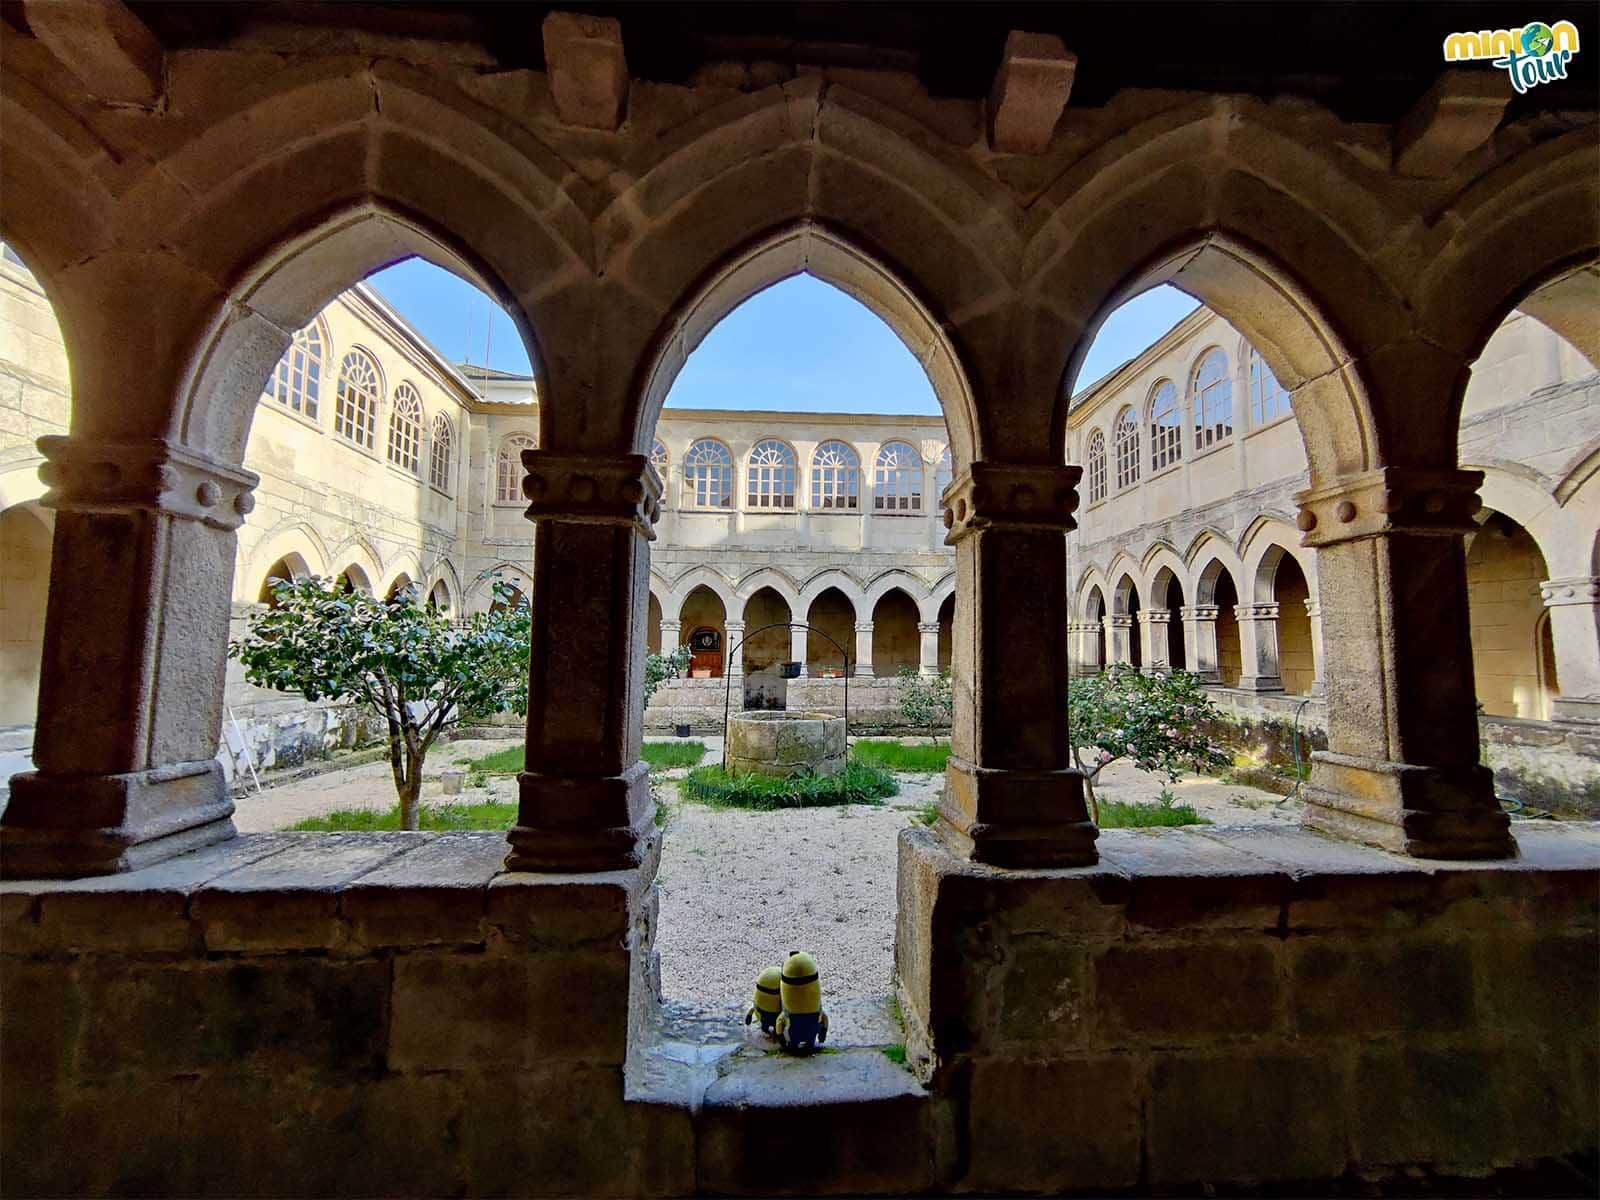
[
  {"x1": 810, "y1": 440, "x2": 860, "y2": 510},
  {"x1": 496, "y1": 433, "x2": 536, "y2": 503},
  {"x1": 1193, "y1": 349, "x2": 1232, "y2": 452},
  {"x1": 1114, "y1": 406, "x2": 1140, "y2": 488},
  {"x1": 650, "y1": 438, "x2": 669, "y2": 482},
  {"x1": 1149, "y1": 381, "x2": 1181, "y2": 471},
  {"x1": 748, "y1": 440, "x2": 797, "y2": 508},
  {"x1": 935, "y1": 447, "x2": 953, "y2": 498},
  {"x1": 1249, "y1": 347, "x2": 1291, "y2": 426},
  {"x1": 874, "y1": 442, "x2": 922, "y2": 511},
  {"x1": 685, "y1": 439, "x2": 734, "y2": 508},
  {"x1": 429, "y1": 414, "x2": 453, "y2": 492},
  {"x1": 265, "y1": 322, "x2": 325, "y2": 418},
  {"x1": 387, "y1": 382, "x2": 423, "y2": 473},
  {"x1": 1086, "y1": 429, "x2": 1107, "y2": 504},
  {"x1": 334, "y1": 350, "x2": 380, "y2": 449}
]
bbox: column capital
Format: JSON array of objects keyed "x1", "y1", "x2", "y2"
[
  {"x1": 36, "y1": 435, "x2": 259, "y2": 532},
  {"x1": 917, "y1": 621, "x2": 942, "y2": 634},
  {"x1": 1235, "y1": 602, "x2": 1280, "y2": 621},
  {"x1": 1105, "y1": 613, "x2": 1133, "y2": 629},
  {"x1": 659, "y1": 619, "x2": 682, "y2": 631},
  {"x1": 724, "y1": 620, "x2": 747, "y2": 632},
  {"x1": 1303, "y1": 598, "x2": 1323, "y2": 618},
  {"x1": 854, "y1": 621, "x2": 876, "y2": 634},
  {"x1": 1540, "y1": 576, "x2": 1600, "y2": 607},
  {"x1": 1293, "y1": 466, "x2": 1482, "y2": 548},
  {"x1": 1180, "y1": 604, "x2": 1219, "y2": 620},
  {"x1": 942, "y1": 461, "x2": 1081, "y2": 544},
  {"x1": 520, "y1": 450, "x2": 663, "y2": 540},
  {"x1": 1143, "y1": 609, "x2": 1172, "y2": 625}
]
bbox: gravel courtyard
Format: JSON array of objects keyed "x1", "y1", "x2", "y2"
[{"x1": 234, "y1": 736, "x2": 1304, "y2": 1021}]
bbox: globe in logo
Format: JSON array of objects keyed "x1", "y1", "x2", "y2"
[{"x1": 1521, "y1": 22, "x2": 1555, "y2": 56}]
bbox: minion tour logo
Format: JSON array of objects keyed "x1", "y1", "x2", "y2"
[{"x1": 1443, "y1": 20, "x2": 1581, "y2": 93}]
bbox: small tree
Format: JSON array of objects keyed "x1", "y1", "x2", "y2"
[
  {"x1": 644, "y1": 646, "x2": 692, "y2": 707},
  {"x1": 231, "y1": 577, "x2": 531, "y2": 829},
  {"x1": 896, "y1": 665, "x2": 953, "y2": 743},
  {"x1": 1067, "y1": 667, "x2": 1228, "y2": 821}
]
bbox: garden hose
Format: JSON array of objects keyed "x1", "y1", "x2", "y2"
[{"x1": 1280, "y1": 697, "x2": 1313, "y2": 805}]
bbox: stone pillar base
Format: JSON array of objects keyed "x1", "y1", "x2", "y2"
[
  {"x1": 1235, "y1": 675, "x2": 1285, "y2": 692},
  {"x1": 1301, "y1": 750, "x2": 1514, "y2": 860},
  {"x1": 1551, "y1": 697, "x2": 1600, "y2": 723},
  {"x1": 938, "y1": 755, "x2": 1099, "y2": 868},
  {"x1": 506, "y1": 760, "x2": 656, "y2": 872},
  {"x1": 0, "y1": 760, "x2": 235, "y2": 879}
]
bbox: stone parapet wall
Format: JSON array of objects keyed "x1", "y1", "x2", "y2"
[
  {"x1": 895, "y1": 823, "x2": 1599, "y2": 1193},
  {"x1": 646, "y1": 676, "x2": 919, "y2": 734},
  {"x1": 3, "y1": 823, "x2": 1595, "y2": 1195}
]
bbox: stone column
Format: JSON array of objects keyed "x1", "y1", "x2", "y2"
[
  {"x1": 1104, "y1": 614, "x2": 1133, "y2": 667},
  {"x1": 1296, "y1": 467, "x2": 1513, "y2": 859},
  {"x1": 1304, "y1": 598, "x2": 1326, "y2": 695},
  {"x1": 2, "y1": 437, "x2": 258, "y2": 878},
  {"x1": 917, "y1": 621, "x2": 941, "y2": 677},
  {"x1": 1540, "y1": 576, "x2": 1600, "y2": 722},
  {"x1": 789, "y1": 625, "x2": 808, "y2": 678},
  {"x1": 853, "y1": 621, "x2": 875, "y2": 679},
  {"x1": 505, "y1": 450, "x2": 664, "y2": 873},
  {"x1": 723, "y1": 621, "x2": 746, "y2": 679},
  {"x1": 1234, "y1": 602, "x2": 1284, "y2": 691},
  {"x1": 1180, "y1": 604, "x2": 1220, "y2": 681},
  {"x1": 938, "y1": 462, "x2": 1098, "y2": 867},
  {"x1": 1068, "y1": 621, "x2": 1102, "y2": 675},
  {"x1": 1141, "y1": 609, "x2": 1172, "y2": 674},
  {"x1": 659, "y1": 618, "x2": 681, "y2": 657}
]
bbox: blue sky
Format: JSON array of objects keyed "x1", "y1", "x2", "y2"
[{"x1": 368, "y1": 259, "x2": 1197, "y2": 416}]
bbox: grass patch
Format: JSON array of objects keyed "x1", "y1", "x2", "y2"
[
  {"x1": 681, "y1": 761, "x2": 898, "y2": 810},
  {"x1": 913, "y1": 799, "x2": 939, "y2": 827},
  {"x1": 1096, "y1": 797, "x2": 1208, "y2": 828},
  {"x1": 467, "y1": 740, "x2": 704, "y2": 774},
  {"x1": 881, "y1": 1043, "x2": 908, "y2": 1065},
  {"x1": 288, "y1": 801, "x2": 517, "y2": 832},
  {"x1": 851, "y1": 740, "x2": 950, "y2": 772}
]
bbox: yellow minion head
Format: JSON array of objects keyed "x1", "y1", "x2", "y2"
[
  {"x1": 780, "y1": 950, "x2": 821, "y2": 1015},
  {"x1": 752, "y1": 965, "x2": 782, "y2": 1015}
]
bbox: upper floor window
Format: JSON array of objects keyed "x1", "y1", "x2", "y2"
[
  {"x1": 685, "y1": 439, "x2": 734, "y2": 508},
  {"x1": 1249, "y1": 348, "x2": 1291, "y2": 426},
  {"x1": 748, "y1": 440, "x2": 797, "y2": 509},
  {"x1": 935, "y1": 447, "x2": 953, "y2": 499},
  {"x1": 387, "y1": 382, "x2": 423, "y2": 474},
  {"x1": 1193, "y1": 349, "x2": 1232, "y2": 452},
  {"x1": 334, "y1": 350, "x2": 380, "y2": 450},
  {"x1": 1086, "y1": 429, "x2": 1107, "y2": 503},
  {"x1": 874, "y1": 441, "x2": 922, "y2": 511},
  {"x1": 1149, "y1": 381, "x2": 1181, "y2": 471},
  {"x1": 266, "y1": 322, "x2": 325, "y2": 419},
  {"x1": 496, "y1": 433, "x2": 536, "y2": 503},
  {"x1": 429, "y1": 414, "x2": 453, "y2": 492},
  {"x1": 811, "y1": 440, "x2": 860, "y2": 510},
  {"x1": 1114, "y1": 406, "x2": 1140, "y2": 489}
]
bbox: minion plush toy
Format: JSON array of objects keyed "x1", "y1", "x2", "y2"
[
  {"x1": 774, "y1": 950, "x2": 829, "y2": 1053},
  {"x1": 743, "y1": 965, "x2": 782, "y2": 1036}
]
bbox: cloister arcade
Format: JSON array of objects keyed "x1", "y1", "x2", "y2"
[{"x1": 0, "y1": 5, "x2": 1596, "y2": 1193}]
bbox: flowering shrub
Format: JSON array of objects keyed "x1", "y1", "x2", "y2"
[{"x1": 1067, "y1": 667, "x2": 1229, "y2": 820}]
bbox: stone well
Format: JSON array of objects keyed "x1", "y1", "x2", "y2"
[{"x1": 726, "y1": 711, "x2": 846, "y2": 778}]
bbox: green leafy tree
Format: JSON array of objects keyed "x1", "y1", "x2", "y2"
[
  {"x1": 231, "y1": 577, "x2": 531, "y2": 829},
  {"x1": 1067, "y1": 667, "x2": 1228, "y2": 821},
  {"x1": 896, "y1": 665, "x2": 953, "y2": 743},
  {"x1": 644, "y1": 646, "x2": 692, "y2": 707}
]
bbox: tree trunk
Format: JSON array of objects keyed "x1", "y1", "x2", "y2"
[
  {"x1": 398, "y1": 748, "x2": 424, "y2": 830},
  {"x1": 1083, "y1": 771, "x2": 1100, "y2": 824}
]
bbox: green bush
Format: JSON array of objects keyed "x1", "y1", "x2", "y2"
[
  {"x1": 852, "y1": 739, "x2": 950, "y2": 772},
  {"x1": 288, "y1": 801, "x2": 517, "y2": 832},
  {"x1": 1096, "y1": 797, "x2": 1207, "y2": 828},
  {"x1": 681, "y1": 761, "x2": 898, "y2": 809}
]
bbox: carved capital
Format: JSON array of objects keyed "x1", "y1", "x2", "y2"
[
  {"x1": 521, "y1": 450, "x2": 662, "y2": 539},
  {"x1": 1294, "y1": 467, "x2": 1482, "y2": 547},
  {"x1": 917, "y1": 621, "x2": 942, "y2": 635},
  {"x1": 36, "y1": 436, "x2": 259, "y2": 531},
  {"x1": 1180, "y1": 604, "x2": 1219, "y2": 621},
  {"x1": 659, "y1": 619, "x2": 683, "y2": 632},
  {"x1": 1236, "y1": 602, "x2": 1281, "y2": 621},
  {"x1": 1304, "y1": 598, "x2": 1323, "y2": 618},
  {"x1": 1105, "y1": 614, "x2": 1133, "y2": 629},
  {"x1": 854, "y1": 621, "x2": 876, "y2": 634},
  {"x1": 943, "y1": 462, "x2": 1081, "y2": 544},
  {"x1": 1143, "y1": 609, "x2": 1172, "y2": 625},
  {"x1": 1540, "y1": 576, "x2": 1600, "y2": 607}
]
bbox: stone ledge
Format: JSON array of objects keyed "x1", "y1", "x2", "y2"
[{"x1": 1, "y1": 830, "x2": 656, "y2": 957}]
